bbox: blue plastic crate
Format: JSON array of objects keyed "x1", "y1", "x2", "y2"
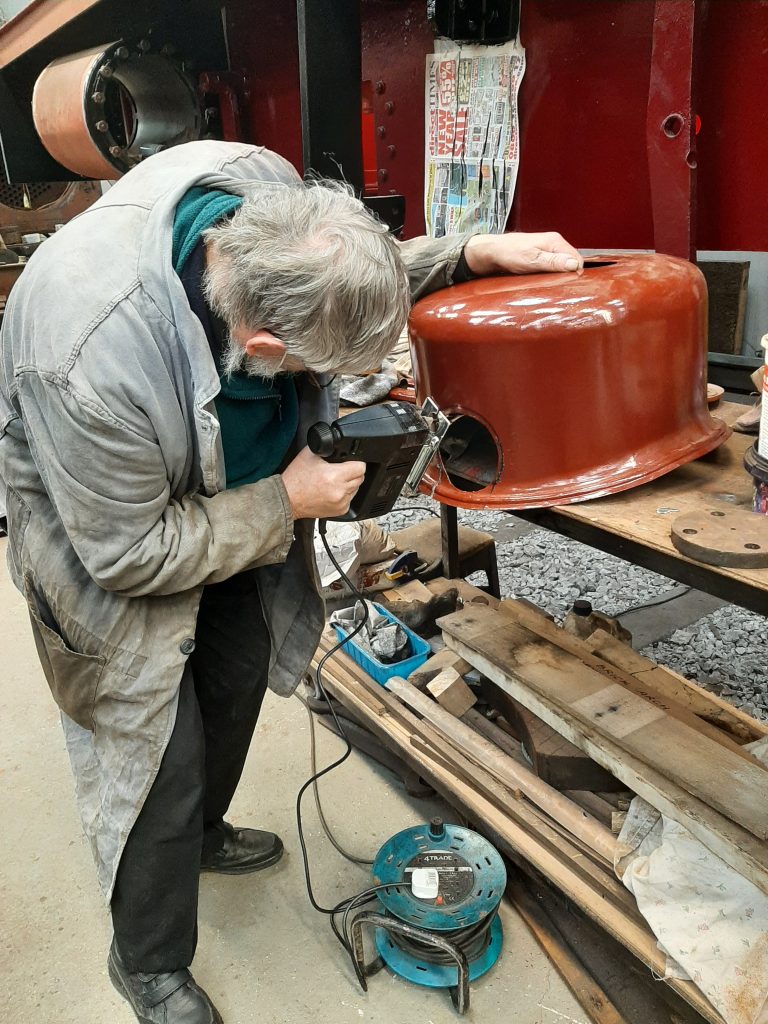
[{"x1": 332, "y1": 602, "x2": 431, "y2": 686}]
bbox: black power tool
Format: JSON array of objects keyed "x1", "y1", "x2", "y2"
[{"x1": 307, "y1": 399, "x2": 449, "y2": 521}]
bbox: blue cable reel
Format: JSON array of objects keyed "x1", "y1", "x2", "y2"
[{"x1": 357, "y1": 818, "x2": 506, "y2": 1012}]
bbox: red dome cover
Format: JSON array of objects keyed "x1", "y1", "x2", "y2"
[{"x1": 409, "y1": 254, "x2": 730, "y2": 509}]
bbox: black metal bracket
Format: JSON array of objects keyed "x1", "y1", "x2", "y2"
[
  {"x1": 350, "y1": 910, "x2": 471, "y2": 1014},
  {"x1": 427, "y1": 0, "x2": 520, "y2": 44},
  {"x1": 362, "y1": 194, "x2": 406, "y2": 236},
  {"x1": 297, "y1": 0, "x2": 363, "y2": 190}
]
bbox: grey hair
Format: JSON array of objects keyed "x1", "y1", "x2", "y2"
[{"x1": 202, "y1": 179, "x2": 410, "y2": 374}]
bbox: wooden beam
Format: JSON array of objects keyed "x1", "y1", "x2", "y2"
[
  {"x1": 439, "y1": 608, "x2": 768, "y2": 895},
  {"x1": 499, "y1": 600, "x2": 765, "y2": 767},
  {"x1": 508, "y1": 879, "x2": 630, "y2": 1024},
  {"x1": 407, "y1": 648, "x2": 472, "y2": 690},
  {"x1": 446, "y1": 606, "x2": 768, "y2": 840},
  {"x1": 462, "y1": 708, "x2": 527, "y2": 763},
  {"x1": 585, "y1": 628, "x2": 768, "y2": 744},
  {"x1": 385, "y1": 674, "x2": 617, "y2": 863},
  {"x1": 314, "y1": 648, "x2": 725, "y2": 1024},
  {"x1": 427, "y1": 667, "x2": 477, "y2": 717}
]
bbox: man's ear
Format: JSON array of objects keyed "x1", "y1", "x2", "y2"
[{"x1": 236, "y1": 328, "x2": 287, "y2": 360}]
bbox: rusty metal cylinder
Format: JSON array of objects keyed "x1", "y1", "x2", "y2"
[
  {"x1": 32, "y1": 41, "x2": 202, "y2": 179},
  {"x1": 409, "y1": 253, "x2": 730, "y2": 510}
]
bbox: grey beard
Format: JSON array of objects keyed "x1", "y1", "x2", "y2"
[{"x1": 220, "y1": 336, "x2": 281, "y2": 381}]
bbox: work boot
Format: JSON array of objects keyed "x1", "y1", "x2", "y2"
[
  {"x1": 108, "y1": 941, "x2": 223, "y2": 1024},
  {"x1": 733, "y1": 397, "x2": 761, "y2": 434},
  {"x1": 200, "y1": 820, "x2": 284, "y2": 875}
]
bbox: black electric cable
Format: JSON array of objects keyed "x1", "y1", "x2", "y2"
[
  {"x1": 294, "y1": 688, "x2": 373, "y2": 865},
  {"x1": 297, "y1": 518, "x2": 491, "y2": 991},
  {"x1": 294, "y1": 522, "x2": 371, "y2": 915},
  {"x1": 294, "y1": 524, "x2": 421, "y2": 987},
  {"x1": 377, "y1": 504, "x2": 440, "y2": 520},
  {"x1": 386, "y1": 907, "x2": 499, "y2": 966},
  {"x1": 616, "y1": 585, "x2": 692, "y2": 617},
  {"x1": 295, "y1": 524, "x2": 403, "y2": 888}
]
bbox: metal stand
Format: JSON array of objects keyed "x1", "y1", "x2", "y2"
[
  {"x1": 350, "y1": 911, "x2": 471, "y2": 1014},
  {"x1": 440, "y1": 504, "x2": 501, "y2": 599},
  {"x1": 441, "y1": 503, "x2": 461, "y2": 579}
]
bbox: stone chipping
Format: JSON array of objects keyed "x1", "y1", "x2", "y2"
[
  {"x1": 645, "y1": 607, "x2": 768, "y2": 721},
  {"x1": 378, "y1": 497, "x2": 768, "y2": 721}
]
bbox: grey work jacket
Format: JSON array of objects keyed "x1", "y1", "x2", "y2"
[{"x1": 0, "y1": 141, "x2": 467, "y2": 898}]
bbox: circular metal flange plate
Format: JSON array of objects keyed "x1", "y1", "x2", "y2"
[{"x1": 671, "y1": 508, "x2": 768, "y2": 567}]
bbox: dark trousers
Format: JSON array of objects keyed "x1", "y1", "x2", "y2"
[{"x1": 111, "y1": 571, "x2": 271, "y2": 973}]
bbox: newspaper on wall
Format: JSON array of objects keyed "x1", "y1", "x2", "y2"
[{"x1": 425, "y1": 38, "x2": 526, "y2": 237}]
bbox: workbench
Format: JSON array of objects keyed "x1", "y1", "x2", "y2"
[{"x1": 441, "y1": 401, "x2": 768, "y2": 616}]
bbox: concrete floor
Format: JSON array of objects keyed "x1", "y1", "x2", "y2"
[{"x1": 0, "y1": 539, "x2": 587, "y2": 1024}]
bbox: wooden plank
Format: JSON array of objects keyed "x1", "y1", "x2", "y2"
[
  {"x1": 380, "y1": 578, "x2": 433, "y2": 603},
  {"x1": 507, "y1": 879, "x2": 630, "y2": 1024},
  {"x1": 314, "y1": 648, "x2": 725, "y2": 1024},
  {"x1": 425, "y1": 574, "x2": 501, "y2": 609},
  {"x1": 499, "y1": 599, "x2": 765, "y2": 766},
  {"x1": 485, "y1": 684, "x2": 623, "y2": 793},
  {"x1": 385, "y1": 675, "x2": 617, "y2": 862},
  {"x1": 462, "y1": 708, "x2": 528, "y2": 763},
  {"x1": 585, "y1": 629, "x2": 768, "y2": 743},
  {"x1": 426, "y1": 667, "x2": 477, "y2": 716},
  {"x1": 563, "y1": 791, "x2": 617, "y2": 828},
  {"x1": 439, "y1": 608, "x2": 768, "y2": 894},
  {"x1": 462, "y1": 604, "x2": 768, "y2": 806},
  {"x1": 407, "y1": 648, "x2": 471, "y2": 690},
  {"x1": 317, "y1": 640, "x2": 631, "y2": 907},
  {"x1": 407, "y1": 730, "x2": 633, "y2": 907}
]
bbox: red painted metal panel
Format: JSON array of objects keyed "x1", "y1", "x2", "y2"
[
  {"x1": 216, "y1": 0, "x2": 768, "y2": 253},
  {"x1": 645, "y1": 0, "x2": 697, "y2": 261},
  {"x1": 0, "y1": 0, "x2": 102, "y2": 71},
  {"x1": 6, "y1": 1, "x2": 768, "y2": 252},
  {"x1": 224, "y1": 0, "x2": 303, "y2": 171},
  {"x1": 697, "y1": 0, "x2": 768, "y2": 252},
  {"x1": 361, "y1": 0, "x2": 435, "y2": 238},
  {"x1": 511, "y1": 0, "x2": 655, "y2": 248}
]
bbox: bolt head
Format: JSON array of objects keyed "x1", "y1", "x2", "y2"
[
  {"x1": 385, "y1": 101, "x2": 395, "y2": 114},
  {"x1": 98, "y1": 64, "x2": 113, "y2": 78},
  {"x1": 138, "y1": 38, "x2": 151, "y2": 52},
  {"x1": 376, "y1": 125, "x2": 386, "y2": 138},
  {"x1": 91, "y1": 91, "x2": 105, "y2": 104},
  {"x1": 375, "y1": 80, "x2": 386, "y2": 94},
  {"x1": 387, "y1": 145, "x2": 396, "y2": 157},
  {"x1": 95, "y1": 120, "x2": 109, "y2": 132},
  {"x1": 378, "y1": 168, "x2": 389, "y2": 182},
  {"x1": 109, "y1": 145, "x2": 122, "y2": 157},
  {"x1": 115, "y1": 46, "x2": 129, "y2": 60}
]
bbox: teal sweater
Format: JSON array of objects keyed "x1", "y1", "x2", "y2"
[{"x1": 173, "y1": 187, "x2": 299, "y2": 489}]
